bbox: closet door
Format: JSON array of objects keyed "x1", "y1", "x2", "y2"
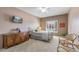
[
  {"x1": 3, "y1": 34, "x2": 15, "y2": 48},
  {"x1": 20, "y1": 33, "x2": 27, "y2": 42},
  {"x1": 7, "y1": 35, "x2": 14, "y2": 47},
  {"x1": 14, "y1": 34, "x2": 21, "y2": 44}
]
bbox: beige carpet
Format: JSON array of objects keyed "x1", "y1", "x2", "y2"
[
  {"x1": 0, "y1": 36, "x2": 59, "y2": 52},
  {"x1": 0, "y1": 36, "x2": 79, "y2": 52}
]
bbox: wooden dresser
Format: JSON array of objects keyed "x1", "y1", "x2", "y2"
[{"x1": 3, "y1": 32, "x2": 29, "y2": 48}]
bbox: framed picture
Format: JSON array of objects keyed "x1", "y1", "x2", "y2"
[
  {"x1": 11, "y1": 16, "x2": 23, "y2": 23},
  {"x1": 60, "y1": 22, "x2": 65, "y2": 28}
]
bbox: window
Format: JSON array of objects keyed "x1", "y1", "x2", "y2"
[{"x1": 46, "y1": 20, "x2": 58, "y2": 33}]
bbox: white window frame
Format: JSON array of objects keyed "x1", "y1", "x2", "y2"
[{"x1": 46, "y1": 20, "x2": 58, "y2": 33}]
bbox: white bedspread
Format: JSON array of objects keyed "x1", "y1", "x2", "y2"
[{"x1": 30, "y1": 31, "x2": 53, "y2": 41}]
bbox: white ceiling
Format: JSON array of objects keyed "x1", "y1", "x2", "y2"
[{"x1": 17, "y1": 7, "x2": 70, "y2": 18}]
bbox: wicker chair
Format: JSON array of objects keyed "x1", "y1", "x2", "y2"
[{"x1": 57, "y1": 34, "x2": 77, "y2": 52}]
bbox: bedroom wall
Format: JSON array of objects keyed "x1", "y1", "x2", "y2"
[
  {"x1": 40, "y1": 14, "x2": 68, "y2": 36},
  {"x1": 0, "y1": 7, "x2": 39, "y2": 34},
  {"x1": 68, "y1": 7, "x2": 79, "y2": 35}
]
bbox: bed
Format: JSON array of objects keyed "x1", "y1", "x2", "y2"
[{"x1": 30, "y1": 31, "x2": 53, "y2": 41}]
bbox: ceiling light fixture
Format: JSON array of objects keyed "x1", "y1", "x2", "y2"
[{"x1": 38, "y1": 7, "x2": 49, "y2": 12}]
